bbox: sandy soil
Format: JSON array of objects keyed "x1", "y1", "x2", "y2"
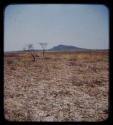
[{"x1": 4, "y1": 52, "x2": 109, "y2": 121}]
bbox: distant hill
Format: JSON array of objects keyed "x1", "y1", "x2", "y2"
[
  {"x1": 48, "y1": 44, "x2": 92, "y2": 52},
  {"x1": 4, "y1": 44, "x2": 108, "y2": 53}
]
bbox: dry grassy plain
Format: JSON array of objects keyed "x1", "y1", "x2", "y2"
[{"x1": 4, "y1": 51, "x2": 109, "y2": 121}]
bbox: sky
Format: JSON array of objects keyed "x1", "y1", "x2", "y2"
[{"x1": 4, "y1": 4, "x2": 109, "y2": 51}]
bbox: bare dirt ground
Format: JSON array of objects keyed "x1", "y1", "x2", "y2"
[{"x1": 4, "y1": 51, "x2": 109, "y2": 121}]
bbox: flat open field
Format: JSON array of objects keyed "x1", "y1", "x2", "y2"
[{"x1": 4, "y1": 51, "x2": 109, "y2": 121}]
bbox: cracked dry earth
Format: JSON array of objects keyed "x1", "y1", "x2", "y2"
[{"x1": 4, "y1": 53, "x2": 109, "y2": 121}]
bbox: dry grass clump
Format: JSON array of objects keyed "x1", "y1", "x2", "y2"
[{"x1": 7, "y1": 60, "x2": 14, "y2": 65}]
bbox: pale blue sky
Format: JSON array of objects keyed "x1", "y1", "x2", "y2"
[{"x1": 4, "y1": 4, "x2": 109, "y2": 51}]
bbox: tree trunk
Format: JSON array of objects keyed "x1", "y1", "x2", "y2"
[
  {"x1": 31, "y1": 53, "x2": 35, "y2": 61},
  {"x1": 43, "y1": 49, "x2": 44, "y2": 58}
]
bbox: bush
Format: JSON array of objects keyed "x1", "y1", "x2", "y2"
[{"x1": 7, "y1": 60, "x2": 13, "y2": 65}]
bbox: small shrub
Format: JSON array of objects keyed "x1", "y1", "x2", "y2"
[
  {"x1": 10, "y1": 66, "x2": 16, "y2": 70},
  {"x1": 7, "y1": 60, "x2": 13, "y2": 65},
  {"x1": 44, "y1": 57, "x2": 51, "y2": 60}
]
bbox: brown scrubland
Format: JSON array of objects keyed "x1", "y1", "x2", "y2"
[{"x1": 4, "y1": 51, "x2": 109, "y2": 121}]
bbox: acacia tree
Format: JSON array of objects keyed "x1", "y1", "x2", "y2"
[
  {"x1": 27, "y1": 44, "x2": 35, "y2": 62},
  {"x1": 39, "y1": 42, "x2": 47, "y2": 58}
]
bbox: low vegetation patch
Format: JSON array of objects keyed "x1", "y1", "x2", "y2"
[{"x1": 4, "y1": 51, "x2": 109, "y2": 121}]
